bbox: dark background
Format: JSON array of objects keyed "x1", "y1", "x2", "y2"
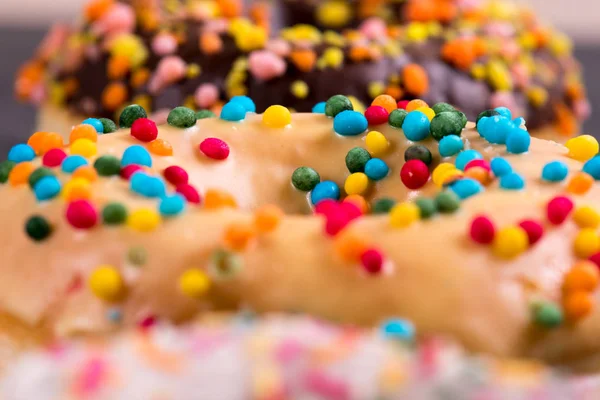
[{"x1": 0, "y1": 27, "x2": 598, "y2": 154}]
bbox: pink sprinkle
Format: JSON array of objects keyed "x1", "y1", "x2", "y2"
[
  {"x1": 340, "y1": 201, "x2": 362, "y2": 221},
  {"x1": 120, "y1": 165, "x2": 144, "y2": 180},
  {"x1": 364, "y1": 105, "x2": 389, "y2": 126},
  {"x1": 304, "y1": 370, "x2": 350, "y2": 400},
  {"x1": 325, "y1": 209, "x2": 350, "y2": 236},
  {"x1": 93, "y1": 3, "x2": 135, "y2": 36},
  {"x1": 518, "y1": 219, "x2": 544, "y2": 245},
  {"x1": 314, "y1": 199, "x2": 339, "y2": 216},
  {"x1": 574, "y1": 99, "x2": 592, "y2": 120},
  {"x1": 266, "y1": 39, "x2": 291, "y2": 57},
  {"x1": 397, "y1": 100, "x2": 410, "y2": 110},
  {"x1": 74, "y1": 358, "x2": 106, "y2": 397},
  {"x1": 546, "y1": 196, "x2": 574, "y2": 225},
  {"x1": 43, "y1": 148, "x2": 67, "y2": 167},
  {"x1": 152, "y1": 33, "x2": 178, "y2": 56},
  {"x1": 199, "y1": 138, "x2": 230, "y2": 160},
  {"x1": 464, "y1": 159, "x2": 491, "y2": 172},
  {"x1": 359, "y1": 17, "x2": 387, "y2": 39},
  {"x1": 469, "y1": 215, "x2": 496, "y2": 244},
  {"x1": 66, "y1": 200, "x2": 98, "y2": 229},
  {"x1": 194, "y1": 83, "x2": 220, "y2": 108},
  {"x1": 149, "y1": 56, "x2": 187, "y2": 93},
  {"x1": 248, "y1": 50, "x2": 286, "y2": 81},
  {"x1": 360, "y1": 248, "x2": 384, "y2": 274},
  {"x1": 130, "y1": 118, "x2": 158, "y2": 142},
  {"x1": 138, "y1": 315, "x2": 156, "y2": 330},
  {"x1": 275, "y1": 340, "x2": 305, "y2": 363},
  {"x1": 164, "y1": 166, "x2": 189, "y2": 186},
  {"x1": 176, "y1": 183, "x2": 202, "y2": 204}
]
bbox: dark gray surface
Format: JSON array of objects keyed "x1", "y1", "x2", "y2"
[{"x1": 0, "y1": 27, "x2": 599, "y2": 155}]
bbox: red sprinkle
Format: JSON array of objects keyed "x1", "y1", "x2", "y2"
[
  {"x1": 199, "y1": 138, "x2": 230, "y2": 160},
  {"x1": 360, "y1": 248, "x2": 384, "y2": 274},
  {"x1": 546, "y1": 196, "x2": 574, "y2": 225},
  {"x1": 364, "y1": 105, "x2": 389, "y2": 126},
  {"x1": 325, "y1": 209, "x2": 350, "y2": 236},
  {"x1": 518, "y1": 219, "x2": 544, "y2": 245},
  {"x1": 176, "y1": 183, "x2": 201, "y2": 204},
  {"x1": 464, "y1": 159, "x2": 491, "y2": 173},
  {"x1": 130, "y1": 118, "x2": 158, "y2": 142},
  {"x1": 397, "y1": 100, "x2": 410, "y2": 110},
  {"x1": 120, "y1": 165, "x2": 144, "y2": 180},
  {"x1": 42, "y1": 148, "x2": 67, "y2": 167},
  {"x1": 400, "y1": 159, "x2": 430, "y2": 189},
  {"x1": 588, "y1": 253, "x2": 600, "y2": 269},
  {"x1": 66, "y1": 200, "x2": 98, "y2": 229},
  {"x1": 340, "y1": 201, "x2": 362, "y2": 220},
  {"x1": 314, "y1": 199, "x2": 339, "y2": 216},
  {"x1": 469, "y1": 215, "x2": 495, "y2": 244},
  {"x1": 163, "y1": 165, "x2": 189, "y2": 186}
]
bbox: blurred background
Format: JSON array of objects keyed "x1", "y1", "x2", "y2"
[{"x1": 0, "y1": 0, "x2": 597, "y2": 149}]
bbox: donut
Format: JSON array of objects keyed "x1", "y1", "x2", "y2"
[
  {"x1": 16, "y1": 0, "x2": 589, "y2": 139},
  {"x1": 2, "y1": 97, "x2": 600, "y2": 370},
  {"x1": 2, "y1": 313, "x2": 599, "y2": 399}
]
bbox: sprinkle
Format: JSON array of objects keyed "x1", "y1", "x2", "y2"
[
  {"x1": 42, "y1": 148, "x2": 67, "y2": 167},
  {"x1": 102, "y1": 203, "x2": 128, "y2": 225},
  {"x1": 70, "y1": 139, "x2": 97, "y2": 158},
  {"x1": 541, "y1": 161, "x2": 568, "y2": 182},
  {"x1": 82, "y1": 118, "x2": 104, "y2": 133},
  {"x1": 223, "y1": 223, "x2": 256, "y2": 251},
  {"x1": 470, "y1": 215, "x2": 496, "y2": 244},
  {"x1": 130, "y1": 173, "x2": 166, "y2": 198},
  {"x1": 344, "y1": 195, "x2": 368, "y2": 214},
  {"x1": 405, "y1": 99, "x2": 428, "y2": 112},
  {"x1": 506, "y1": 128, "x2": 531, "y2": 154},
  {"x1": 431, "y1": 163, "x2": 459, "y2": 187},
  {"x1": 582, "y1": 157, "x2": 600, "y2": 180},
  {"x1": 477, "y1": 116, "x2": 511, "y2": 144},
  {"x1": 450, "y1": 178, "x2": 483, "y2": 200},
  {"x1": 345, "y1": 148, "x2": 372, "y2": 173},
  {"x1": 372, "y1": 198, "x2": 396, "y2": 214},
  {"x1": 567, "y1": 172, "x2": 594, "y2": 195},
  {"x1": 25, "y1": 215, "x2": 52, "y2": 242},
  {"x1": 220, "y1": 102, "x2": 247, "y2": 122},
  {"x1": 573, "y1": 229, "x2": 600, "y2": 259},
  {"x1": 372, "y1": 95, "x2": 397, "y2": 113},
  {"x1": 430, "y1": 112, "x2": 462, "y2": 141},
  {"x1": 360, "y1": 248, "x2": 384, "y2": 275},
  {"x1": 62, "y1": 155, "x2": 88, "y2": 173},
  {"x1": 120, "y1": 165, "x2": 144, "y2": 180},
  {"x1": 563, "y1": 261, "x2": 600, "y2": 293},
  {"x1": 464, "y1": 159, "x2": 491, "y2": 172},
  {"x1": 254, "y1": 205, "x2": 283, "y2": 233},
  {"x1": 566, "y1": 135, "x2": 599, "y2": 162},
  {"x1": 119, "y1": 104, "x2": 147, "y2": 128},
  {"x1": 365, "y1": 131, "x2": 389, "y2": 156},
  {"x1": 400, "y1": 160, "x2": 430, "y2": 190},
  {"x1": 434, "y1": 191, "x2": 460, "y2": 214},
  {"x1": 204, "y1": 189, "x2": 236, "y2": 209},
  {"x1": 167, "y1": 107, "x2": 197, "y2": 128},
  {"x1": 158, "y1": 194, "x2": 186, "y2": 217},
  {"x1": 455, "y1": 150, "x2": 483, "y2": 171},
  {"x1": 404, "y1": 145, "x2": 432, "y2": 166},
  {"x1": 230, "y1": 96, "x2": 257, "y2": 113},
  {"x1": 532, "y1": 302, "x2": 563, "y2": 328},
  {"x1": 292, "y1": 167, "x2": 320, "y2": 191},
  {"x1": 94, "y1": 155, "x2": 121, "y2": 177},
  {"x1": 311, "y1": 181, "x2": 340, "y2": 205},
  {"x1": 381, "y1": 319, "x2": 415, "y2": 341},
  {"x1": 163, "y1": 166, "x2": 188, "y2": 186},
  {"x1": 199, "y1": 138, "x2": 230, "y2": 160},
  {"x1": 344, "y1": 173, "x2": 369, "y2": 196},
  {"x1": 62, "y1": 178, "x2": 91, "y2": 201},
  {"x1": 390, "y1": 202, "x2": 420, "y2": 228},
  {"x1": 438, "y1": 135, "x2": 463, "y2": 157},
  {"x1": 573, "y1": 206, "x2": 600, "y2": 229},
  {"x1": 499, "y1": 172, "x2": 525, "y2": 190},
  {"x1": 547, "y1": 196, "x2": 574, "y2": 225},
  {"x1": 312, "y1": 102, "x2": 326, "y2": 113},
  {"x1": 130, "y1": 118, "x2": 158, "y2": 142},
  {"x1": 334, "y1": 232, "x2": 368, "y2": 262},
  {"x1": 490, "y1": 157, "x2": 513, "y2": 177},
  {"x1": 66, "y1": 200, "x2": 98, "y2": 229},
  {"x1": 262, "y1": 105, "x2": 292, "y2": 128},
  {"x1": 179, "y1": 269, "x2": 211, "y2": 299},
  {"x1": 388, "y1": 109, "x2": 408, "y2": 129},
  {"x1": 364, "y1": 106, "x2": 389, "y2": 126},
  {"x1": 414, "y1": 197, "x2": 437, "y2": 219},
  {"x1": 333, "y1": 110, "x2": 368, "y2": 136},
  {"x1": 563, "y1": 290, "x2": 594, "y2": 321},
  {"x1": 33, "y1": 176, "x2": 61, "y2": 201},
  {"x1": 492, "y1": 226, "x2": 528, "y2": 259},
  {"x1": 127, "y1": 209, "x2": 161, "y2": 232},
  {"x1": 70, "y1": 124, "x2": 98, "y2": 144},
  {"x1": 121, "y1": 145, "x2": 152, "y2": 167},
  {"x1": 402, "y1": 64, "x2": 429, "y2": 96},
  {"x1": 518, "y1": 220, "x2": 544, "y2": 245},
  {"x1": 432, "y1": 102, "x2": 455, "y2": 114},
  {"x1": 364, "y1": 158, "x2": 389, "y2": 181},
  {"x1": 209, "y1": 249, "x2": 242, "y2": 279},
  {"x1": 28, "y1": 167, "x2": 54, "y2": 188},
  {"x1": 325, "y1": 95, "x2": 353, "y2": 117},
  {"x1": 196, "y1": 110, "x2": 216, "y2": 119},
  {"x1": 89, "y1": 265, "x2": 124, "y2": 302},
  {"x1": 102, "y1": 83, "x2": 128, "y2": 111},
  {"x1": 99, "y1": 118, "x2": 117, "y2": 134},
  {"x1": 8, "y1": 144, "x2": 35, "y2": 163},
  {"x1": 127, "y1": 247, "x2": 147, "y2": 266},
  {"x1": 290, "y1": 80, "x2": 309, "y2": 99},
  {"x1": 176, "y1": 184, "x2": 202, "y2": 204},
  {"x1": 148, "y1": 139, "x2": 173, "y2": 156},
  {"x1": 402, "y1": 111, "x2": 430, "y2": 141}
]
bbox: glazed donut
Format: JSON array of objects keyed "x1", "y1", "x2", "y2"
[
  {"x1": 17, "y1": 0, "x2": 589, "y2": 139},
  {"x1": 1, "y1": 96, "x2": 600, "y2": 369},
  {"x1": 2, "y1": 313, "x2": 599, "y2": 400}
]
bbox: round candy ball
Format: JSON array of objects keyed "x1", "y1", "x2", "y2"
[
  {"x1": 364, "y1": 158, "x2": 389, "y2": 181},
  {"x1": 414, "y1": 197, "x2": 437, "y2": 219},
  {"x1": 310, "y1": 181, "x2": 340, "y2": 205},
  {"x1": 28, "y1": 167, "x2": 54, "y2": 188},
  {"x1": 449, "y1": 178, "x2": 483, "y2": 200},
  {"x1": 163, "y1": 166, "x2": 189, "y2": 186},
  {"x1": 82, "y1": 118, "x2": 104, "y2": 133},
  {"x1": 130, "y1": 118, "x2": 158, "y2": 142},
  {"x1": 506, "y1": 128, "x2": 531, "y2": 154},
  {"x1": 438, "y1": 135, "x2": 464, "y2": 157},
  {"x1": 500, "y1": 172, "x2": 525, "y2": 190},
  {"x1": 61, "y1": 155, "x2": 88, "y2": 173},
  {"x1": 364, "y1": 105, "x2": 389, "y2": 125},
  {"x1": 470, "y1": 215, "x2": 496, "y2": 244},
  {"x1": 455, "y1": 150, "x2": 483, "y2": 171},
  {"x1": 435, "y1": 191, "x2": 460, "y2": 213},
  {"x1": 490, "y1": 157, "x2": 513, "y2": 177},
  {"x1": 402, "y1": 111, "x2": 430, "y2": 141},
  {"x1": 0, "y1": 161, "x2": 16, "y2": 184},
  {"x1": 430, "y1": 112, "x2": 463, "y2": 141},
  {"x1": 94, "y1": 155, "x2": 122, "y2": 177},
  {"x1": 476, "y1": 109, "x2": 500, "y2": 127},
  {"x1": 102, "y1": 203, "x2": 128, "y2": 225},
  {"x1": 8, "y1": 144, "x2": 35, "y2": 163},
  {"x1": 431, "y1": 102, "x2": 455, "y2": 115},
  {"x1": 230, "y1": 95, "x2": 256, "y2": 113},
  {"x1": 333, "y1": 110, "x2": 368, "y2": 136},
  {"x1": 66, "y1": 200, "x2": 98, "y2": 229},
  {"x1": 388, "y1": 108, "x2": 408, "y2": 129},
  {"x1": 583, "y1": 157, "x2": 600, "y2": 180},
  {"x1": 167, "y1": 106, "x2": 197, "y2": 128},
  {"x1": 494, "y1": 106, "x2": 512, "y2": 120},
  {"x1": 220, "y1": 102, "x2": 247, "y2": 122},
  {"x1": 346, "y1": 148, "x2": 371, "y2": 173},
  {"x1": 119, "y1": 104, "x2": 148, "y2": 128},
  {"x1": 159, "y1": 194, "x2": 186, "y2": 217},
  {"x1": 121, "y1": 145, "x2": 152, "y2": 167},
  {"x1": 263, "y1": 105, "x2": 292, "y2": 128},
  {"x1": 312, "y1": 102, "x2": 326, "y2": 114},
  {"x1": 199, "y1": 138, "x2": 230, "y2": 160},
  {"x1": 372, "y1": 198, "x2": 396, "y2": 214},
  {"x1": 325, "y1": 95, "x2": 353, "y2": 117},
  {"x1": 542, "y1": 161, "x2": 569, "y2": 182},
  {"x1": 99, "y1": 118, "x2": 117, "y2": 133},
  {"x1": 292, "y1": 167, "x2": 320, "y2": 191},
  {"x1": 404, "y1": 145, "x2": 432, "y2": 166},
  {"x1": 33, "y1": 176, "x2": 61, "y2": 201},
  {"x1": 25, "y1": 215, "x2": 52, "y2": 241},
  {"x1": 400, "y1": 160, "x2": 430, "y2": 190}
]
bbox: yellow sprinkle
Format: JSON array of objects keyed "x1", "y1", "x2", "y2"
[
  {"x1": 527, "y1": 86, "x2": 548, "y2": 107},
  {"x1": 573, "y1": 206, "x2": 600, "y2": 229},
  {"x1": 566, "y1": 135, "x2": 599, "y2": 162},
  {"x1": 323, "y1": 31, "x2": 345, "y2": 47},
  {"x1": 487, "y1": 60, "x2": 513, "y2": 91},
  {"x1": 323, "y1": 47, "x2": 344, "y2": 68},
  {"x1": 415, "y1": 107, "x2": 435, "y2": 121},
  {"x1": 262, "y1": 105, "x2": 292, "y2": 128},
  {"x1": 432, "y1": 163, "x2": 463, "y2": 187},
  {"x1": 470, "y1": 63, "x2": 486, "y2": 80},
  {"x1": 368, "y1": 81, "x2": 385, "y2": 99},
  {"x1": 549, "y1": 32, "x2": 572, "y2": 57},
  {"x1": 49, "y1": 82, "x2": 66, "y2": 106},
  {"x1": 110, "y1": 34, "x2": 148, "y2": 69},
  {"x1": 70, "y1": 138, "x2": 97, "y2": 158},
  {"x1": 316, "y1": 0, "x2": 353, "y2": 28},
  {"x1": 390, "y1": 202, "x2": 420, "y2": 228},
  {"x1": 574, "y1": 229, "x2": 600, "y2": 259},
  {"x1": 426, "y1": 22, "x2": 442, "y2": 36},
  {"x1": 89, "y1": 265, "x2": 124, "y2": 302},
  {"x1": 233, "y1": 24, "x2": 267, "y2": 52},
  {"x1": 492, "y1": 226, "x2": 528, "y2": 259},
  {"x1": 62, "y1": 178, "x2": 92, "y2": 201},
  {"x1": 183, "y1": 96, "x2": 196, "y2": 111},
  {"x1": 518, "y1": 32, "x2": 537, "y2": 50},
  {"x1": 365, "y1": 131, "x2": 390, "y2": 157},
  {"x1": 347, "y1": 96, "x2": 365, "y2": 114},
  {"x1": 344, "y1": 172, "x2": 369, "y2": 196},
  {"x1": 406, "y1": 22, "x2": 428, "y2": 42},
  {"x1": 281, "y1": 25, "x2": 322, "y2": 44},
  {"x1": 179, "y1": 269, "x2": 211, "y2": 299},
  {"x1": 290, "y1": 81, "x2": 309, "y2": 99},
  {"x1": 127, "y1": 209, "x2": 161, "y2": 232},
  {"x1": 186, "y1": 63, "x2": 201, "y2": 79},
  {"x1": 132, "y1": 95, "x2": 152, "y2": 114}
]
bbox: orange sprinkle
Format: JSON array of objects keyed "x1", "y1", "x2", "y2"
[
  {"x1": 371, "y1": 95, "x2": 397, "y2": 113},
  {"x1": 289, "y1": 49, "x2": 317, "y2": 73},
  {"x1": 72, "y1": 166, "x2": 98, "y2": 182},
  {"x1": 148, "y1": 139, "x2": 173, "y2": 156},
  {"x1": 254, "y1": 205, "x2": 283, "y2": 233},
  {"x1": 70, "y1": 124, "x2": 98, "y2": 144},
  {"x1": 204, "y1": 189, "x2": 237, "y2": 210},
  {"x1": 131, "y1": 68, "x2": 151, "y2": 89},
  {"x1": 349, "y1": 46, "x2": 371, "y2": 62},
  {"x1": 63, "y1": 78, "x2": 80, "y2": 97},
  {"x1": 473, "y1": 37, "x2": 488, "y2": 57},
  {"x1": 200, "y1": 32, "x2": 223, "y2": 55},
  {"x1": 434, "y1": 0, "x2": 458, "y2": 23},
  {"x1": 217, "y1": 0, "x2": 242, "y2": 18},
  {"x1": 107, "y1": 55, "x2": 131, "y2": 80},
  {"x1": 9, "y1": 162, "x2": 35, "y2": 186},
  {"x1": 384, "y1": 85, "x2": 404, "y2": 101},
  {"x1": 563, "y1": 261, "x2": 600, "y2": 293},
  {"x1": 405, "y1": 99, "x2": 428, "y2": 112},
  {"x1": 14, "y1": 62, "x2": 44, "y2": 100},
  {"x1": 84, "y1": 0, "x2": 114, "y2": 21},
  {"x1": 27, "y1": 132, "x2": 50, "y2": 155},
  {"x1": 102, "y1": 83, "x2": 128, "y2": 111},
  {"x1": 566, "y1": 172, "x2": 594, "y2": 195},
  {"x1": 402, "y1": 64, "x2": 429, "y2": 96},
  {"x1": 223, "y1": 223, "x2": 255, "y2": 251},
  {"x1": 563, "y1": 291, "x2": 593, "y2": 321},
  {"x1": 343, "y1": 195, "x2": 369, "y2": 214},
  {"x1": 406, "y1": 0, "x2": 436, "y2": 21},
  {"x1": 554, "y1": 103, "x2": 578, "y2": 137},
  {"x1": 464, "y1": 167, "x2": 492, "y2": 186},
  {"x1": 566, "y1": 82, "x2": 585, "y2": 101},
  {"x1": 334, "y1": 232, "x2": 369, "y2": 263}
]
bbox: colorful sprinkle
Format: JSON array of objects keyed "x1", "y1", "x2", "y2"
[
  {"x1": 402, "y1": 111, "x2": 430, "y2": 141},
  {"x1": 470, "y1": 215, "x2": 496, "y2": 244},
  {"x1": 518, "y1": 220, "x2": 544, "y2": 245},
  {"x1": 82, "y1": 118, "x2": 104, "y2": 133},
  {"x1": 430, "y1": 112, "x2": 462, "y2": 141},
  {"x1": 333, "y1": 110, "x2": 368, "y2": 136},
  {"x1": 365, "y1": 131, "x2": 389, "y2": 156},
  {"x1": 345, "y1": 148, "x2": 371, "y2": 173},
  {"x1": 179, "y1": 269, "x2": 211, "y2": 299},
  {"x1": 499, "y1": 172, "x2": 525, "y2": 190},
  {"x1": 94, "y1": 155, "x2": 121, "y2": 176},
  {"x1": 25, "y1": 215, "x2": 52, "y2": 242},
  {"x1": 292, "y1": 167, "x2": 320, "y2": 191},
  {"x1": 492, "y1": 226, "x2": 529, "y2": 259},
  {"x1": 506, "y1": 128, "x2": 531, "y2": 154},
  {"x1": 8, "y1": 144, "x2": 35, "y2": 163},
  {"x1": 263, "y1": 105, "x2": 292, "y2": 128},
  {"x1": 364, "y1": 158, "x2": 389, "y2": 181},
  {"x1": 434, "y1": 191, "x2": 460, "y2": 213},
  {"x1": 62, "y1": 155, "x2": 88, "y2": 173},
  {"x1": 311, "y1": 181, "x2": 340, "y2": 205},
  {"x1": 102, "y1": 203, "x2": 128, "y2": 225},
  {"x1": 364, "y1": 106, "x2": 389, "y2": 126},
  {"x1": 119, "y1": 104, "x2": 148, "y2": 128},
  {"x1": 130, "y1": 173, "x2": 166, "y2": 198},
  {"x1": 390, "y1": 202, "x2": 420, "y2": 228},
  {"x1": 400, "y1": 160, "x2": 430, "y2": 190},
  {"x1": 547, "y1": 196, "x2": 574, "y2": 225},
  {"x1": 70, "y1": 139, "x2": 98, "y2": 158},
  {"x1": 158, "y1": 194, "x2": 186, "y2": 217},
  {"x1": 404, "y1": 145, "x2": 432, "y2": 166},
  {"x1": 130, "y1": 118, "x2": 158, "y2": 142},
  {"x1": 167, "y1": 107, "x2": 197, "y2": 128},
  {"x1": 438, "y1": 135, "x2": 464, "y2": 157},
  {"x1": 325, "y1": 95, "x2": 353, "y2": 117},
  {"x1": 127, "y1": 209, "x2": 161, "y2": 232},
  {"x1": 33, "y1": 176, "x2": 62, "y2": 201},
  {"x1": 89, "y1": 265, "x2": 124, "y2": 302},
  {"x1": 455, "y1": 150, "x2": 483, "y2": 171},
  {"x1": 121, "y1": 145, "x2": 152, "y2": 167},
  {"x1": 199, "y1": 138, "x2": 230, "y2": 160},
  {"x1": 42, "y1": 148, "x2": 67, "y2": 167},
  {"x1": 541, "y1": 161, "x2": 568, "y2": 182},
  {"x1": 566, "y1": 135, "x2": 599, "y2": 162},
  {"x1": 66, "y1": 200, "x2": 98, "y2": 229}
]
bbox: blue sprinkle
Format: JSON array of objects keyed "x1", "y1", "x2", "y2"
[
  {"x1": 478, "y1": 115, "x2": 511, "y2": 144},
  {"x1": 494, "y1": 107, "x2": 512, "y2": 120},
  {"x1": 381, "y1": 319, "x2": 415, "y2": 341},
  {"x1": 490, "y1": 157, "x2": 512, "y2": 177},
  {"x1": 438, "y1": 135, "x2": 464, "y2": 157},
  {"x1": 542, "y1": 161, "x2": 569, "y2": 182},
  {"x1": 583, "y1": 157, "x2": 600, "y2": 180},
  {"x1": 159, "y1": 194, "x2": 186, "y2": 216},
  {"x1": 449, "y1": 178, "x2": 484, "y2": 200},
  {"x1": 312, "y1": 102, "x2": 326, "y2": 114},
  {"x1": 121, "y1": 145, "x2": 152, "y2": 167},
  {"x1": 500, "y1": 172, "x2": 525, "y2": 190},
  {"x1": 506, "y1": 128, "x2": 531, "y2": 154},
  {"x1": 220, "y1": 102, "x2": 247, "y2": 121},
  {"x1": 81, "y1": 118, "x2": 104, "y2": 133},
  {"x1": 107, "y1": 308, "x2": 122, "y2": 323},
  {"x1": 130, "y1": 173, "x2": 166, "y2": 198},
  {"x1": 310, "y1": 181, "x2": 340, "y2": 205},
  {"x1": 512, "y1": 117, "x2": 526, "y2": 128},
  {"x1": 401, "y1": 111, "x2": 430, "y2": 141},
  {"x1": 455, "y1": 150, "x2": 483, "y2": 171},
  {"x1": 33, "y1": 176, "x2": 61, "y2": 201},
  {"x1": 364, "y1": 158, "x2": 389, "y2": 181},
  {"x1": 61, "y1": 155, "x2": 88, "y2": 173},
  {"x1": 229, "y1": 96, "x2": 256, "y2": 113},
  {"x1": 333, "y1": 110, "x2": 368, "y2": 136},
  {"x1": 8, "y1": 144, "x2": 36, "y2": 163}
]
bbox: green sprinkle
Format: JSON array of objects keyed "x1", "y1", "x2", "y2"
[
  {"x1": 0, "y1": 161, "x2": 16, "y2": 184},
  {"x1": 415, "y1": 198, "x2": 437, "y2": 219},
  {"x1": 25, "y1": 215, "x2": 52, "y2": 242},
  {"x1": 532, "y1": 302, "x2": 563, "y2": 328},
  {"x1": 167, "y1": 106, "x2": 197, "y2": 128},
  {"x1": 435, "y1": 191, "x2": 460, "y2": 213},
  {"x1": 291, "y1": 167, "x2": 320, "y2": 191},
  {"x1": 102, "y1": 203, "x2": 128, "y2": 225},
  {"x1": 345, "y1": 147, "x2": 372, "y2": 173},
  {"x1": 431, "y1": 102, "x2": 455, "y2": 115},
  {"x1": 119, "y1": 104, "x2": 147, "y2": 128},
  {"x1": 453, "y1": 111, "x2": 468, "y2": 129},
  {"x1": 325, "y1": 95, "x2": 353, "y2": 117},
  {"x1": 127, "y1": 246, "x2": 148, "y2": 266},
  {"x1": 99, "y1": 118, "x2": 118, "y2": 133},
  {"x1": 28, "y1": 167, "x2": 54, "y2": 188},
  {"x1": 430, "y1": 112, "x2": 463, "y2": 141},
  {"x1": 94, "y1": 155, "x2": 121, "y2": 177},
  {"x1": 372, "y1": 198, "x2": 397, "y2": 214},
  {"x1": 476, "y1": 109, "x2": 500, "y2": 126},
  {"x1": 388, "y1": 109, "x2": 408, "y2": 129},
  {"x1": 196, "y1": 110, "x2": 216, "y2": 119},
  {"x1": 210, "y1": 249, "x2": 242, "y2": 279},
  {"x1": 404, "y1": 145, "x2": 432, "y2": 166}
]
